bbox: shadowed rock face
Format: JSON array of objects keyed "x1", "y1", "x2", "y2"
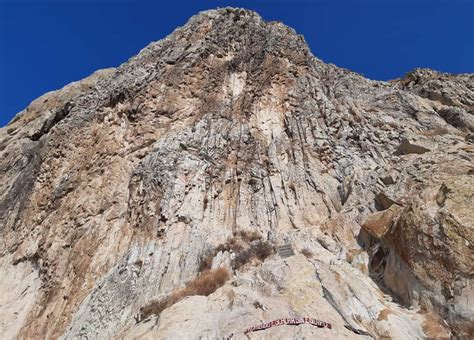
[{"x1": 0, "y1": 7, "x2": 472, "y2": 339}]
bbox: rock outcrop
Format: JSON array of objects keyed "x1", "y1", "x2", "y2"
[{"x1": 0, "y1": 7, "x2": 472, "y2": 339}]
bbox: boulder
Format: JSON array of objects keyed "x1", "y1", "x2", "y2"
[
  {"x1": 362, "y1": 205, "x2": 402, "y2": 238},
  {"x1": 381, "y1": 175, "x2": 474, "y2": 336}
]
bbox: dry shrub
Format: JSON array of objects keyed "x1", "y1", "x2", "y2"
[
  {"x1": 139, "y1": 298, "x2": 169, "y2": 321},
  {"x1": 198, "y1": 251, "x2": 214, "y2": 272},
  {"x1": 215, "y1": 236, "x2": 244, "y2": 253},
  {"x1": 215, "y1": 230, "x2": 262, "y2": 253},
  {"x1": 232, "y1": 248, "x2": 253, "y2": 269},
  {"x1": 232, "y1": 240, "x2": 274, "y2": 269},
  {"x1": 205, "y1": 230, "x2": 274, "y2": 272},
  {"x1": 253, "y1": 240, "x2": 274, "y2": 261},
  {"x1": 301, "y1": 248, "x2": 313, "y2": 258},
  {"x1": 227, "y1": 236, "x2": 244, "y2": 252},
  {"x1": 238, "y1": 230, "x2": 262, "y2": 243},
  {"x1": 185, "y1": 267, "x2": 229, "y2": 296},
  {"x1": 139, "y1": 268, "x2": 230, "y2": 320}
]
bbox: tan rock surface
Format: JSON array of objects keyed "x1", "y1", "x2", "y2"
[
  {"x1": 0, "y1": 7, "x2": 472, "y2": 339},
  {"x1": 362, "y1": 205, "x2": 402, "y2": 238}
]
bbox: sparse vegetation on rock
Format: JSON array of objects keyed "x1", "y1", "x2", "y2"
[
  {"x1": 139, "y1": 267, "x2": 230, "y2": 320},
  {"x1": 0, "y1": 7, "x2": 472, "y2": 339}
]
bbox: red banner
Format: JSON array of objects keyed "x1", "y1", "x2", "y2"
[{"x1": 244, "y1": 317, "x2": 332, "y2": 334}]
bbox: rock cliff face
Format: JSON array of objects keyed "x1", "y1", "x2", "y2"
[{"x1": 0, "y1": 8, "x2": 472, "y2": 339}]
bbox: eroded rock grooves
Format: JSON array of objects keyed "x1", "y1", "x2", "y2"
[{"x1": 0, "y1": 8, "x2": 472, "y2": 339}]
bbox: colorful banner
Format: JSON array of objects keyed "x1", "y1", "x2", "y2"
[{"x1": 244, "y1": 317, "x2": 332, "y2": 334}]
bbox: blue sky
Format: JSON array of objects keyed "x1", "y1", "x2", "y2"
[{"x1": 1, "y1": 0, "x2": 473, "y2": 127}]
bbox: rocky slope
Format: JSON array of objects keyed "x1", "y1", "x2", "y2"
[{"x1": 0, "y1": 7, "x2": 472, "y2": 339}]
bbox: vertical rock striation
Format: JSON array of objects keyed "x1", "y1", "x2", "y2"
[{"x1": 0, "y1": 7, "x2": 472, "y2": 339}]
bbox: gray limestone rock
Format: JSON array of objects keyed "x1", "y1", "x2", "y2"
[{"x1": 0, "y1": 7, "x2": 472, "y2": 339}]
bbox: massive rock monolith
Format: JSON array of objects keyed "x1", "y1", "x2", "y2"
[{"x1": 0, "y1": 8, "x2": 472, "y2": 339}]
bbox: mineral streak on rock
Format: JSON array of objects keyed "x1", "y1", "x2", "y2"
[{"x1": 0, "y1": 7, "x2": 472, "y2": 339}]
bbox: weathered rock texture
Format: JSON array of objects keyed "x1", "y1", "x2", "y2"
[{"x1": 0, "y1": 8, "x2": 472, "y2": 339}]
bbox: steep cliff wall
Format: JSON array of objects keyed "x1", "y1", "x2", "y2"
[{"x1": 0, "y1": 8, "x2": 472, "y2": 339}]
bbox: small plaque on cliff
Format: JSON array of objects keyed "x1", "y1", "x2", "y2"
[{"x1": 277, "y1": 244, "x2": 295, "y2": 258}]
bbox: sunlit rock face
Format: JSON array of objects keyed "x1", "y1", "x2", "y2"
[{"x1": 0, "y1": 7, "x2": 472, "y2": 339}]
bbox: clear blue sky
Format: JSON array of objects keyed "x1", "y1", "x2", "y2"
[{"x1": 1, "y1": 0, "x2": 473, "y2": 127}]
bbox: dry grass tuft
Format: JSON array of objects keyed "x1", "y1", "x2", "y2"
[
  {"x1": 186, "y1": 267, "x2": 229, "y2": 296},
  {"x1": 139, "y1": 268, "x2": 230, "y2": 320}
]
